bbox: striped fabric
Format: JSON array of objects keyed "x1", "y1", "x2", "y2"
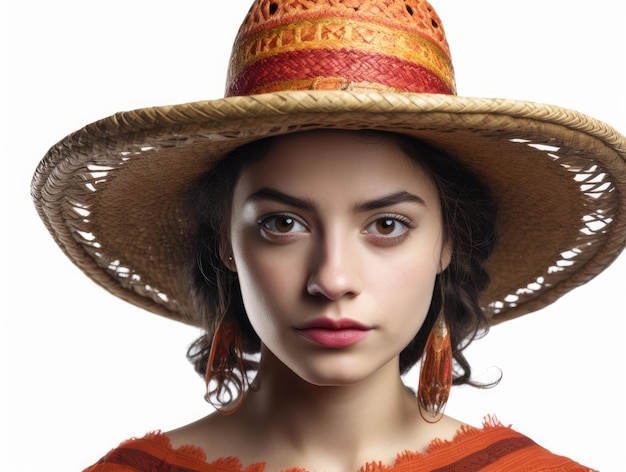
[{"x1": 83, "y1": 418, "x2": 595, "y2": 471}]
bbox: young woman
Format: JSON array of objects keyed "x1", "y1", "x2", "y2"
[
  {"x1": 30, "y1": 0, "x2": 625, "y2": 470},
  {"x1": 163, "y1": 129, "x2": 492, "y2": 471}
]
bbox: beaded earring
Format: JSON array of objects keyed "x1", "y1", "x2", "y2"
[{"x1": 417, "y1": 311, "x2": 453, "y2": 423}]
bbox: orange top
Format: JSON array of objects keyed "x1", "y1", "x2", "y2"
[{"x1": 83, "y1": 418, "x2": 594, "y2": 472}]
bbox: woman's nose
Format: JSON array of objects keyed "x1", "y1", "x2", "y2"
[{"x1": 306, "y1": 232, "x2": 362, "y2": 300}]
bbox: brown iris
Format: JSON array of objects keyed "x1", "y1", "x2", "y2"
[
  {"x1": 275, "y1": 216, "x2": 296, "y2": 233},
  {"x1": 376, "y1": 219, "x2": 396, "y2": 235}
]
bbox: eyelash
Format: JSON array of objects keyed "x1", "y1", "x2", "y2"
[
  {"x1": 257, "y1": 214, "x2": 308, "y2": 238},
  {"x1": 364, "y1": 213, "x2": 414, "y2": 242},
  {"x1": 257, "y1": 213, "x2": 414, "y2": 244}
]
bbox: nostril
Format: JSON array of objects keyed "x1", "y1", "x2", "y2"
[{"x1": 307, "y1": 270, "x2": 360, "y2": 301}]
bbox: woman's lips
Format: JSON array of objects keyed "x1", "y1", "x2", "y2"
[{"x1": 295, "y1": 318, "x2": 372, "y2": 348}]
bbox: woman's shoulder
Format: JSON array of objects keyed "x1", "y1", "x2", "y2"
[
  {"x1": 415, "y1": 416, "x2": 596, "y2": 472},
  {"x1": 82, "y1": 429, "x2": 264, "y2": 472}
]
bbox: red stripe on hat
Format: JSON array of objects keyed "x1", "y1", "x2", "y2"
[{"x1": 226, "y1": 48, "x2": 453, "y2": 97}]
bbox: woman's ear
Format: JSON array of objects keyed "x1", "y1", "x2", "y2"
[
  {"x1": 438, "y1": 238, "x2": 452, "y2": 274},
  {"x1": 219, "y1": 240, "x2": 237, "y2": 272}
]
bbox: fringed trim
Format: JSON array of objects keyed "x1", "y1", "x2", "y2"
[
  {"x1": 427, "y1": 414, "x2": 505, "y2": 454},
  {"x1": 126, "y1": 430, "x2": 209, "y2": 462},
  {"x1": 357, "y1": 416, "x2": 509, "y2": 472},
  {"x1": 117, "y1": 431, "x2": 268, "y2": 472},
  {"x1": 130, "y1": 418, "x2": 510, "y2": 472},
  {"x1": 106, "y1": 418, "x2": 594, "y2": 472}
]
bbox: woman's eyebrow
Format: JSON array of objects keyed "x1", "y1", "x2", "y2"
[
  {"x1": 245, "y1": 188, "x2": 425, "y2": 212},
  {"x1": 245, "y1": 187, "x2": 315, "y2": 210},
  {"x1": 355, "y1": 191, "x2": 426, "y2": 212}
]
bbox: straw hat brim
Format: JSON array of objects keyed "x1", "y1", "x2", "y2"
[{"x1": 32, "y1": 91, "x2": 626, "y2": 326}]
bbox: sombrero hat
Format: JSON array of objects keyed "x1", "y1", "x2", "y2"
[{"x1": 31, "y1": 0, "x2": 626, "y2": 327}]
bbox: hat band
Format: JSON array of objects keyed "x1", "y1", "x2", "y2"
[
  {"x1": 227, "y1": 48, "x2": 453, "y2": 96},
  {"x1": 226, "y1": 16, "x2": 455, "y2": 96}
]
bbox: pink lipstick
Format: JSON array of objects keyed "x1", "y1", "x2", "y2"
[{"x1": 295, "y1": 318, "x2": 371, "y2": 348}]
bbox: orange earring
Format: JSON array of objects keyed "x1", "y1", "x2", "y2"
[
  {"x1": 204, "y1": 319, "x2": 248, "y2": 415},
  {"x1": 417, "y1": 311, "x2": 453, "y2": 423}
]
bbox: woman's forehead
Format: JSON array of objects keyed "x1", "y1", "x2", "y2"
[{"x1": 237, "y1": 130, "x2": 439, "y2": 200}]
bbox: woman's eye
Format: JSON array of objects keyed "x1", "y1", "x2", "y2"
[
  {"x1": 365, "y1": 217, "x2": 410, "y2": 238},
  {"x1": 259, "y1": 215, "x2": 306, "y2": 234}
]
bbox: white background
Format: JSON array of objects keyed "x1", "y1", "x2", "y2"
[{"x1": 2, "y1": 1, "x2": 625, "y2": 470}]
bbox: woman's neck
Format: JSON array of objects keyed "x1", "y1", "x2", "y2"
[
  {"x1": 235, "y1": 349, "x2": 432, "y2": 470},
  {"x1": 167, "y1": 348, "x2": 465, "y2": 471}
]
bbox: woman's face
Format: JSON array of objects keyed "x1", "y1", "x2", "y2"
[{"x1": 229, "y1": 131, "x2": 449, "y2": 386}]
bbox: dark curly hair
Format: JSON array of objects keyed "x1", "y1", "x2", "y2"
[{"x1": 186, "y1": 130, "x2": 498, "y2": 395}]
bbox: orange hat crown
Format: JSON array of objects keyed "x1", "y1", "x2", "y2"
[{"x1": 226, "y1": 0, "x2": 456, "y2": 97}]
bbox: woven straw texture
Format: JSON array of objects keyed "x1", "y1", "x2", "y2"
[
  {"x1": 31, "y1": 91, "x2": 626, "y2": 326},
  {"x1": 226, "y1": 0, "x2": 455, "y2": 96},
  {"x1": 31, "y1": 0, "x2": 626, "y2": 327}
]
